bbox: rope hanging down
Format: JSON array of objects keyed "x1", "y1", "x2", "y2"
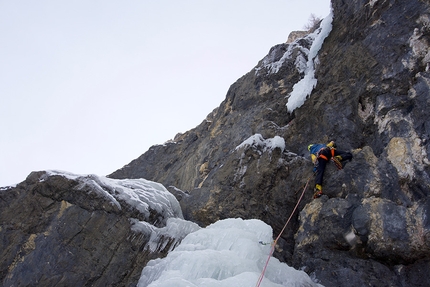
[{"x1": 254, "y1": 177, "x2": 311, "y2": 287}]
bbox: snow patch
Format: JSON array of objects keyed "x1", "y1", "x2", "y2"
[
  {"x1": 0, "y1": 184, "x2": 17, "y2": 190},
  {"x1": 235, "y1": 134, "x2": 286, "y2": 153}
]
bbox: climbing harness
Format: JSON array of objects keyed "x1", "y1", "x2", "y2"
[
  {"x1": 317, "y1": 147, "x2": 335, "y2": 161},
  {"x1": 254, "y1": 177, "x2": 311, "y2": 287},
  {"x1": 317, "y1": 147, "x2": 343, "y2": 170}
]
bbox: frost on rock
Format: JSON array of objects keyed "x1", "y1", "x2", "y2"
[{"x1": 138, "y1": 218, "x2": 323, "y2": 287}]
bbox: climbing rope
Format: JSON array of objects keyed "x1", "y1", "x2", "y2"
[{"x1": 254, "y1": 177, "x2": 311, "y2": 287}]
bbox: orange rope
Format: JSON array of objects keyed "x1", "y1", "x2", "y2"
[{"x1": 255, "y1": 177, "x2": 310, "y2": 287}]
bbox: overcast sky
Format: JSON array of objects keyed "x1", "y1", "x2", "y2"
[{"x1": 0, "y1": 0, "x2": 330, "y2": 186}]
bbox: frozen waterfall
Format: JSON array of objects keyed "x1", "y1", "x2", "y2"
[{"x1": 138, "y1": 218, "x2": 323, "y2": 287}]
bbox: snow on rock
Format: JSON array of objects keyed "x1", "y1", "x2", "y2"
[
  {"x1": 253, "y1": 11, "x2": 333, "y2": 113},
  {"x1": 286, "y1": 12, "x2": 333, "y2": 112},
  {"x1": 40, "y1": 171, "x2": 199, "y2": 258},
  {"x1": 235, "y1": 134, "x2": 286, "y2": 153},
  {"x1": 43, "y1": 170, "x2": 183, "y2": 221},
  {"x1": 138, "y1": 218, "x2": 323, "y2": 287},
  {"x1": 256, "y1": 40, "x2": 312, "y2": 75}
]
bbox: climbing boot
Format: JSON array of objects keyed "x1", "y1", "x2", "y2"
[
  {"x1": 313, "y1": 189, "x2": 323, "y2": 199},
  {"x1": 313, "y1": 185, "x2": 323, "y2": 199}
]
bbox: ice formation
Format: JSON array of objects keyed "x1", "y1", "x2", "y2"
[
  {"x1": 286, "y1": 12, "x2": 333, "y2": 112},
  {"x1": 138, "y1": 218, "x2": 323, "y2": 287}
]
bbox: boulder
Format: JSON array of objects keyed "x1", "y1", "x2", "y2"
[{"x1": 0, "y1": 171, "x2": 198, "y2": 286}]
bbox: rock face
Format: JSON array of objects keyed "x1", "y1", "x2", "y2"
[
  {"x1": 109, "y1": 0, "x2": 430, "y2": 286},
  {"x1": 287, "y1": 30, "x2": 309, "y2": 43},
  {"x1": 2, "y1": 1, "x2": 430, "y2": 286},
  {"x1": 0, "y1": 171, "x2": 198, "y2": 286}
]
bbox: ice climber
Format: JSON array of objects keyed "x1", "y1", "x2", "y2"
[{"x1": 308, "y1": 141, "x2": 353, "y2": 198}]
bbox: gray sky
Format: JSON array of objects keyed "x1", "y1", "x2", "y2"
[{"x1": 0, "y1": 0, "x2": 330, "y2": 186}]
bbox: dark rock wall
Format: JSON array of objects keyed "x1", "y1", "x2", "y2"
[
  {"x1": 109, "y1": 0, "x2": 430, "y2": 286},
  {"x1": 0, "y1": 172, "x2": 187, "y2": 286},
  {"x1": 108, "y1": 33, "x2": 314, "y2": 191},
  {"x1": 2, "y1": 0, "x2": 429, "y2": 286}
]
